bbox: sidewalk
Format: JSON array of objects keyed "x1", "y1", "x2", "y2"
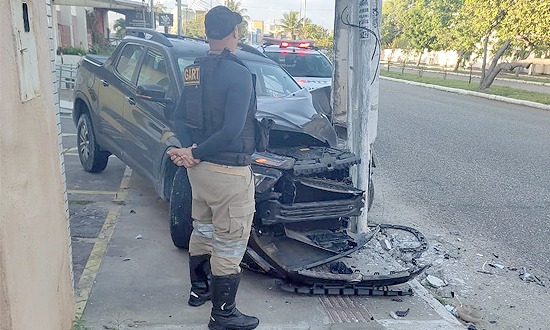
[{"x1": 79, "y1": 172, "x2": 466, "y2": 330}]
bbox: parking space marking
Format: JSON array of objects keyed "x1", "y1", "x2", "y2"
[
  {"x1": 63, "y1": 147, "x2": 78, "y2": 154},
  {"x1": 74, "y1": 166, "x2": 132, "y2": 319},
  {"x1": 62, "y1": 133, "x2": 77, "y2": 137},
  {"x1": 64, "y1": 152, "x2": 79, "y2": 156},
  {"x1": 68, "y1": 189, "x2": 117, "y2": 196}
]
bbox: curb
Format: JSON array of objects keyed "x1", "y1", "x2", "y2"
[{"x1": 381, "y1": 76, "x2": 550, "y2": 112}]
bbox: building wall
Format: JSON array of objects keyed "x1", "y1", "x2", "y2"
[
  {"x1": 0, "y1": 0, "x2": 75, "y2": 329},
  {"x1": 56, "y1": 5, "x2": 89, "y2": 50}
]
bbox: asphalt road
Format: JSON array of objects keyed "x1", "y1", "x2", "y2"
[{"x1": 375, "y1": 79, "x2": 550, "y2": 273}]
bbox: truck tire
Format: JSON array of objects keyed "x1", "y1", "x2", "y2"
[
  {"x1": 169, "y1": 167, "x2": 193, "y2": 249},
  {"x1": 77, "y1": 113, "x2": 109, "y2": 173}
]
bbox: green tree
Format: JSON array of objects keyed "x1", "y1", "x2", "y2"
[
  {"x1": 87, "y1": 9, "x2": 109, "y2": 54},
  {"x1": 278, "y1": 11, "x2": 304, "y2": 40},
  {"x1": 225, "y1": 0, "x2": 249, "y2": 42},
  {"x1": 300, "y1": 21, "x2": 333, "y2": 51},
  {"x1": 153, "y1": 1, "x2": 167, "y2": 14},
  {"x1": 401, "y1": 0, "x2": 447, "y2": 65},
  {"x1": 113, "y1": 18, "x2": 126, "y2": 40},
  {"x1": 381, "y1": 0, "x2": 408, "y2": 49},
  {"x1": 185, "y1": 14, "x2": 206, "y2": 38},
  {"x1": 438, "y1": 1, "x2": 479, "y2": 71},
  {"x1": 456, "y1": 0, "x2": 550, "y2": 89}
]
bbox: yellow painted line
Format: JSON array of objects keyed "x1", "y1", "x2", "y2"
[
  {"x1": 68, "y1": 189, "x2": 117, "y2": 196},
  {"x1": 74, "y1": 166, "x2": 132, "y2": 319}
]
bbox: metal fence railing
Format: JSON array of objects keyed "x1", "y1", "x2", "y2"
[
  {"x1": 56, "y1": 64, "x2": 77, "y2": 113},
  {"x1": 57, "y1": 64, "x2": 77, "y2": 91}
]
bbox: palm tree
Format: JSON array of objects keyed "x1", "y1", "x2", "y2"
[
  {"x1": 225, "y1": 0, "x2": 249, "y2": 42},
  {"x1": 113, "y1": 18, "x2": 126, "y2": 40},
  {"x1": 279, "y1": 11, "x2": 304, "y2": 40}
]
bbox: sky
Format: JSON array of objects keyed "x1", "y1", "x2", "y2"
[{"x1": 161, "y1": 0, "x2": 336, "y2": 30}]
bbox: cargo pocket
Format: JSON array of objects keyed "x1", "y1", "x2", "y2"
[{"x1": 228, "y1": 203, "x2": 256, "y2": 240}]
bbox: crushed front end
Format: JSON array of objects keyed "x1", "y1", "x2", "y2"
[
  {"x1": 245, "y1": 91, "x2": 428, "y2": 295},
  {"x1": 244, "y1": 143, "x2": 426, "y2": 295}
]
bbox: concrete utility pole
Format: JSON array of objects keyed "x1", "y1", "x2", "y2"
[{"x1": 332, "y1": 0, "x2": 381, "y2": 234}]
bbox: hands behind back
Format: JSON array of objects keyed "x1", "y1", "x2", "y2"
[{"x1": 167, "y1": 145, "x2": 200, "y2": 168}]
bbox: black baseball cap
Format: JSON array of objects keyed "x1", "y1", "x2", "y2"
[{"x1": 204, "y1": 6, "x2": 242, "y2": 40}]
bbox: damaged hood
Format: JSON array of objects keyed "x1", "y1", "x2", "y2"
[{"x1": 257, "y1": 89, "x2": 337, "y2": 147}]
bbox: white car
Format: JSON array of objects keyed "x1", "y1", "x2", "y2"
[{"x1": 259, "y1": 38, "x2": 332, "y2": 91}]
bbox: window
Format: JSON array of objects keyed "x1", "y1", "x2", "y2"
[
  {"x1": 265, "y1": 52, "x2": 332, "y2": 78},
  {"x1": 115, "y1": 44, "x2": 144, "y2": 82},
  {"x1": 176, "y1": 57, "x2": 198, "y2": 76},
  {"x1": 245, "y1": 60, "x2": 301, "y2": 98},
  {"x1": 137, "y1": 50, "x2": 171, "y2": 96}
]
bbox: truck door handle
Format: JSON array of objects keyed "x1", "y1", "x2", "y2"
[
  {"x1": 127, "y1": 96, "x2": 136, "y2": 105},
  {"x1": 100, "y1": 79, "x2": 109, "y2": 87}
]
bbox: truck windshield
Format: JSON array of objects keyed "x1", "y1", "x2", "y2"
[{"x1": 176, "y1": 56, "x2": 301, "y2": 98}]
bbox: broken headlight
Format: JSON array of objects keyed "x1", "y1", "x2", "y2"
[
  {"x1": 252, "y1": 151, "x2": 295, "y2": 170},
  {"x1": 252, "y1": 166, "x2": 282, "y2": 192}
]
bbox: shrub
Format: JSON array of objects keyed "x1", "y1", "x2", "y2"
[{"x1": 57, "y1": 46, "x2": 87, "y2": 56}]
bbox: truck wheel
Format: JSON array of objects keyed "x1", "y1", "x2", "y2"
[
  {"x1": 169, "y1": 167, "x2": 193, "y2": 249},
  {"x1": 77, "y1": 113, "x2": 109, "y2": 173}
]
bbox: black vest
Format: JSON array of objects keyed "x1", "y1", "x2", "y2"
[{"x1": 182, "y1": 49, "x2": 258, "y2": 166}]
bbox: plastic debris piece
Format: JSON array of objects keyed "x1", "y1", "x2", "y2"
[
  {"x1": 519, "y1": 267, "x2": 545, "y2": 286},
  {"x1": 519, "y1": 267, "x2": 532, "y2": 281},
  {"x1": 455, "y1": 305, "x2": 482, "y2": 323},
  {"x1": 394, "y1": 308, "x2": 410, "y2": 317},
  {"x1": 425, "y1": 275, "x2": 446, "y2": 288},
  {"x1": 477, "y1": 270, "x2": 494, "y2": 275},
  {"x1": 489, "y1": 263, "x2": 505, "y2": 269},
  {"x1": 135, "y1": 234, "x2": 143, "y2": 239},
  {"x1": 381, "y1": 239, "x2": 392, "y2": 250},
  {"x1": 123, "y1": 257, "x2": 131, "y2": 261}
]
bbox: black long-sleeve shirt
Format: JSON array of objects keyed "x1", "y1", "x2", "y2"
[{"x1": 175, "y1": 54, "x2": 254, "y2": 160}]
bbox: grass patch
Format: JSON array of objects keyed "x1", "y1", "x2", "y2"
[
  {"x1": 382, "y1": 62, "x2": 550, "y2": 84},
  {"x1": 434, "y1": 296, "x2": 448, "y2": 306},
  {"x1": 69, "y1": 199, "x2": 94, "y2": 205},
  {"x1": 72, "y1": 318, "x2": 90, "y2": 330},
  {"x1": 381, "y1": 70, "x2": 550, "y2": 106}
]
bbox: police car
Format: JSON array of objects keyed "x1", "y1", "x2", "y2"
[{"x1": 259, "y1": 37, "x2": 332, "y2": 91}]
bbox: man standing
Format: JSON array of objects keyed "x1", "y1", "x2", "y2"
[{"x1": 168, "y1": 5, "x2": 259, "y2": 330}]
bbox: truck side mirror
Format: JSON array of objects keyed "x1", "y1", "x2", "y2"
[{"x1": 136, "y1": 84, "x2": 173, "y2": 104}]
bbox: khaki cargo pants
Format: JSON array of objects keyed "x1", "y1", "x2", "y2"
[{"x1": 187, "y1": 161, "x2": 255, "y2": 276}]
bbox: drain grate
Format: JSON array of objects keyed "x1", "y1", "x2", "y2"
[{"x1": 319, "y1": 295, "x2": 373, "y2": 323}]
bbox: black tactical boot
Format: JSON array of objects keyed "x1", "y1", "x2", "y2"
[
  {"x1": 188, "y1": 254, "x2": 211, "y2": 307},
  {"x1": 208, "y1": 273, "x2": 259, "y2": 330}
]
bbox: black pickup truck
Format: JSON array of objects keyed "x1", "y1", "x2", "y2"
[{"x1": 73, "y1": 28, "x2": 422, "y2": 293}]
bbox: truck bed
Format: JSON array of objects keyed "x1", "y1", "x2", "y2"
[{"x1": 84, "y1": 54, "x2": 108, "y2": 66}]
